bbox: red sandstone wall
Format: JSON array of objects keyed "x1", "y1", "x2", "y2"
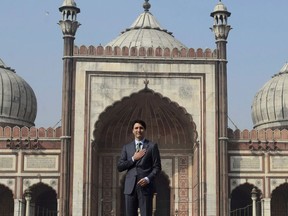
[
  {"x1": 228, "y1": 128, "x2": 288, "y2": 141},
  {"x1": 228, "y1": 128, "x2": 288, "y2": 151},
  {"x1": 0, "y1": 126, "x2": 62, "y2": 149}
]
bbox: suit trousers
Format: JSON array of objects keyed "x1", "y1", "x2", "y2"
[{"x1": 125, "y1": 183, "x2": 153, "y2": 216}]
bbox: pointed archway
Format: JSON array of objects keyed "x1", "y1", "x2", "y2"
[
  {"x1": 271, "y1": 183, "x2": 288, "y2": 216},
  {"x1": 91, "y1": 88, "x2": 198, "y2": 216},
  {"x1": 29, "y1": 183, "x2": 57, "y2": 215},
  {"x1": 93, "y1": 88, "x2": 197, "y2": 150},
  {"x1": 0, "y1": 184, "x2": 14, "y2": 216}
]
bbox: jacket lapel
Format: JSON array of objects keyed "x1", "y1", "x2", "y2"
[
  {"x1": 128, "y1": 141, "x2": 136, "y2": 155},
  {"x1": 142, "y1": 139, "x2": 149, "y2": 150}
]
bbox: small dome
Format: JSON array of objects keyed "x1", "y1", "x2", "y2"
[
  {"x1": 106, "y1": 6, "x2": 187, "y2": 50},
  {"x1": 251, "y1": 63, "x2": 288, "y2": 129},
  {"x1": 0, "y1": 59, "x2": 37, "y2": 127},
  {"x1": 61, "y1": 0, "x2": 77, "y2": 7},
  {"x1": 213, "y1": 2, "x2": 228, "y2": 13},
  {"x1": 210, "y1": 1, "x2": 231, "y2": 18}
]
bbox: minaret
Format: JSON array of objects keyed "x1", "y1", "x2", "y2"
[
  {"x1": 210, "y1": 1, "x2": 231, "y2": 216},
  {"x1": 210, "y1": 0, "x2": 231, "y2": 58},
  {"x1": 58, "y1": 0, "x2": 80, "y2": 215}
]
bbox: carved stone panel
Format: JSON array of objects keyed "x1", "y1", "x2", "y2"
[
  {"x1": 270, "y1": 156, "x2": 288, "y2": 171},
  {"x1": 23, "y1": 154, "x2": 59, "y2": 171},
  {"x1": 230, "y1": 155, "x2": 262, "y2": 172},
  {"x1": 0, "y1": 154, "x2": 17, "y2": 171}
]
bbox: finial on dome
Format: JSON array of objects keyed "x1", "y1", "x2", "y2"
[
  {"x1": 143, "y1": 0, "x2": 151, "y2": 12},
  {"x1": 144, "y1": 78, "x2": 149, "y2": 89}
]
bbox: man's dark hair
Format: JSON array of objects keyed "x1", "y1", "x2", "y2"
[{"x1": 131, "y1": 119, "x2": 146, "y2": 130}]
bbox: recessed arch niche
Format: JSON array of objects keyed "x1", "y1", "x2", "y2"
[{"x1": 90, "y1": 88, "x2": 199, "y2": 215}]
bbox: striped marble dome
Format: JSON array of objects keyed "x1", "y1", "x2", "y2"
[
  {"x1": 105, "y1": 2, "x2": 187, "y2": 50},
  {"x1": 251, "y1": 63, "x2": 288, "y2": 129},
  {"x1": 0, "y1": 59, "x2": 37, "y2": 127}
]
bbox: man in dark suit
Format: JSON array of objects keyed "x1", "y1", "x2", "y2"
[{"x1": 117, "y1": 119, "x2": 161, "y2": 216}]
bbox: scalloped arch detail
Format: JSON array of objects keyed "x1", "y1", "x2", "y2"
[
  {"x1": 271, "y1": 182, "x2": 288, "y2": 198},
  {"x1": 29, "y1": 182, "x2": 57, "y2": 197},
  {"x1": 93, "y1": 88, "x2": 197, "y2": 150},
  {"x1": 0, "y1": 183, "x2": 14, "y2": 194},
  {"x1": 230, "y1": 182, "x2": 262, "y2": 197}
]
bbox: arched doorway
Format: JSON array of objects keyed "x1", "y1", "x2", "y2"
[
  {"x1": 29, "y1": 183, "x2": 57, "y2": 215},
  {"x1": 91, "y1": 88, "x2": 198, "y2": 216},
  {"x1": 230, "y1": 183, "x2": 261, "y2": 216},
  {"x1": 0, "y1": 184, "x2": 14, "y2": 216},
  {"x1": 271, "y1": 183, "x2": 288, "y2": 216}
]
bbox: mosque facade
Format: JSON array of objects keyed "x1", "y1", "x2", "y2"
[{"x1": 0, "y1": 0, "x2": 287, "y2": 216}]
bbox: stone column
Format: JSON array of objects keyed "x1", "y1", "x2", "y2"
[
  {"x1": 261, "y1": 198, "x2": 271, "y2": 216},
  {"x1": 251, "y1": 188, "x2": 257, "y2": 216},
  {"x1": 24, "y1": 188, "x2": 32, "y2": 216},
  {"x1": 14, "y1": 199, "x2": 24, "y2": 216},
  {"x1": 228, "y1": 198, "x2": 231, "y2": 214},
  {"x1": 153, "y1": 193, "x2": 157, "y2": 215}
]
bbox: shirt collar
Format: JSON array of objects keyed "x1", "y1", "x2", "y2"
[{"x1": 135, "y1": 138, "x2": 145, "y2": 144}]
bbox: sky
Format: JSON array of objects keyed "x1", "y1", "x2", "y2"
[{"x1": 0, "y1": 0, "x2": 287, "y2": 130}]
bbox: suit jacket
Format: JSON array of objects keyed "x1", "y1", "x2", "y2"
[{"x1": 117, "y1": 139, "x2": 161, "y2": 195}]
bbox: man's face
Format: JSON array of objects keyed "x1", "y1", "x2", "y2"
[{"x1": 132, "y1": 123, "x2": 145, "y2": 141}]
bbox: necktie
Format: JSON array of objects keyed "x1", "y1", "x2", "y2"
[{"x1": 136, "y1": 142, "x2": 142, "y2": 152}]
